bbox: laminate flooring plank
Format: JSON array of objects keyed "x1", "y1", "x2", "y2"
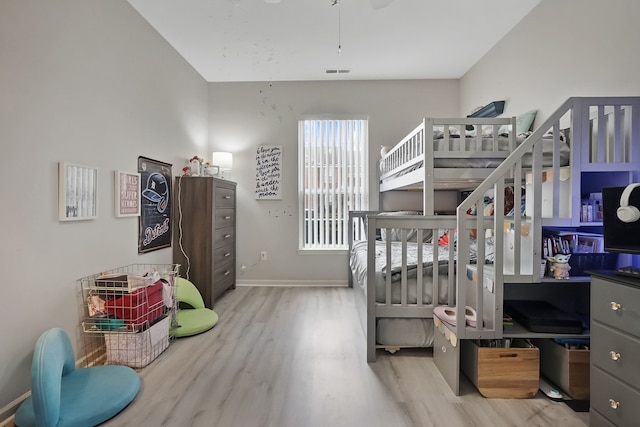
[{"x1": 102, "y1": 286, "x2": 588, "y2": 427}]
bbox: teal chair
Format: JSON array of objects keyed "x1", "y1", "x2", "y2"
[
  {"x1": 174, "y1": 278, "x2": 218, "y2": 337},
  {"x1": 14, "y1": 328, "x2": 141, "y2": 427}
]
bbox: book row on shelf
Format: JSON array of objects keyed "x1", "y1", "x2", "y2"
[{"x1": 543, "y1": 231, "x2": 604, "y2": 257}]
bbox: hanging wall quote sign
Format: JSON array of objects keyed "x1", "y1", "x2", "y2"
[{"x1": 255, "y1": 145, "x2": 282, "y2": 200}]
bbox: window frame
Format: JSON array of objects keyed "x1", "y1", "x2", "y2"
[{"x1": 297, "y1": 115, "x2": 369, "y2": 252}]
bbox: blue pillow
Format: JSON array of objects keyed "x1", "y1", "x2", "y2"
[{"x1": 516, "y1": 110, "x2": 537, "y2": 134}]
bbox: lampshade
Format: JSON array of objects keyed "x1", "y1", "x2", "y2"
[{"x1": 212, "y1": 152, "x2": 233, "y2": 170}]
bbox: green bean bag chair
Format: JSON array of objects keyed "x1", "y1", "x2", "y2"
[
  {"x1": 174, "y1": 278, "x2": 218, "y2": 337},
  {"x1": 14, "y1": 328, "x2": 140, "y2": 427}
]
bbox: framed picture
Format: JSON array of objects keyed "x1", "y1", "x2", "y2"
[
  {"x1": 115, "y1": 171, "x2": 141, "y2": 217},
  {"x1": 138, "y1": 156, "x2": 172, "y2": 253},
  {"x1": 58, "y1": 162, "x2": 98, "y2": 221}
]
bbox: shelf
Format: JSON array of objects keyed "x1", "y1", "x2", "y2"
[
  {"x1": 503, "y1": 321, "x2": 589, "y2": 340},
  {"x1": 540, "y1": 276, "x2": 591, "y2": 284}
]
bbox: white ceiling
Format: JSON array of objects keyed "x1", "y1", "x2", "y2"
[{"x1": 127, "y1": 0, "x2": 540, "y2": 83}]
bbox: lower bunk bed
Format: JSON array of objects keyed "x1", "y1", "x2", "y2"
[{"x1": 348, "y1": 211, "x2": 494, "y2": 362}]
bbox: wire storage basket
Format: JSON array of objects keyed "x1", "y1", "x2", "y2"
[{"x1": 79, "y1": 264, "x2": 180, "y2": 368}]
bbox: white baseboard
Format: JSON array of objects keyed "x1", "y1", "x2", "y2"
[
  {"x1": 235, "y1": 279, "x2": 348, "y2": 287},
  {"x1": 0, "y1": 391, "x2": 28, "y2": 426}
]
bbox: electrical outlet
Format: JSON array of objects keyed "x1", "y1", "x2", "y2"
[{"x1": 260, "y1": 251, "x2": 267, "y2": 261}]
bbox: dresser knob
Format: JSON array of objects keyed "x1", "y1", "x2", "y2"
[
  {"x1": 609, "y1": 399, "x2": 620, "y2": 410},
  {"x1": 224, "y1": 216, "x2": 231, "y2": 220},
  {"x1": 609, "y1": 351, "x2": 621, "y2": 361},
  {"x1": 224, "y1": 271, "x2": 231, "y2": 276},
  {"x1": 224, "y1": 252, "x2": 231, "y2": 257},
  {"x1": 610, "y1": 302, "x2": 622, "y2": 311},
  {"x1": 223, "y1": 195, "x2": 231, "y2": 199},
  {"x1": 224, "y1": 234, "x2": 231, "y2": 239}
]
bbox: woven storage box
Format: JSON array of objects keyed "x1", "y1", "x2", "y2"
[
  {"x1": 104, "y1": 316, "x2": 169, "y2": 368},
  {"x1": 533, "y1": 338, "x2": 590, "y2": 400},
  {"x1": 462, "y1": 339, "x2": 539, "y2": 398}
]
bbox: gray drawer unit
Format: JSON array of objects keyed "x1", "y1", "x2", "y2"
[
  {"x1": 591, "y1": 367, "x2": 640, "y2": 427},
  {"x1": 591, "y1": 272, "x2": 640, "y2": 427},
  {"x1": 592, "y1": 275, "x2": 640, "y2": 336},
  {"x1": 433, "y1": 323, "x2": 460, "y2": 395},
  {"x1": 591, "y1": 322, "x2": 640, "y2": 385},
  {"x1": 173, "y1": 177, "x2": 237, "y2": 308}
]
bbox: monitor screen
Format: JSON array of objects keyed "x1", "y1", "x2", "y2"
[{"x1": 603, "y1": 185, "x2": 640, "y2": 255}]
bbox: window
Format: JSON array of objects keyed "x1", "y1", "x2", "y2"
[{"x1": 298, "y1": 118, "x2": 369, "y2": 250}]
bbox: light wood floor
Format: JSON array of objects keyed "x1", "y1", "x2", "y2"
[{"x1": 103, "y1": 286, "x2": 589, "y2": 427}]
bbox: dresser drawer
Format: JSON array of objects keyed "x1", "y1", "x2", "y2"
[
  {"x1": 214, "y1": 259, "x2": 234, "y2": 283},
  {"x1": 214, "y1": 208, "x2": 234, "y2": 229},
  {"x1": 590, "y1": 409, "x2": 617, "y2": 427},
  {"x1": 214, "y1": 244, "x2": 234, "y2": 265},
  {"x1": 214, "y1": 227, "x2": 234, "y2": 248},
  {"x1": 215, "y1": 187, "x2": 235, "y2": 208},
  {"x1": 213, "y1": 273, "x2": 235, "y2": 300},
  {"x1": 591, "y1": 321, "x2": 640, "y2": 384},
  {"x1": 592, "y1": 276, "x2": 640, "y2": 337},
  {"x1": 591, "y1": 367, "x2": 640, "y2": 426}
]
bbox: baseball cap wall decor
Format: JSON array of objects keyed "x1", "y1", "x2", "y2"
[{"x1": 137, "y1": 156, "x2": 172, "y2": 253}]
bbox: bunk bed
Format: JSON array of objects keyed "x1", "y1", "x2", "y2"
[{"x1": 348, "y1": 97, "x2": 640, "y2": 395}]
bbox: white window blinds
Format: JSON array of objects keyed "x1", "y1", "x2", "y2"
[{"x1": 298, "y1": 118, "x2": 369, "y2": 249}]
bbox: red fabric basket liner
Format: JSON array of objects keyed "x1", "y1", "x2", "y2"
[{"x1": 105, "y1": 280, "x2": 164, "y2": 330}]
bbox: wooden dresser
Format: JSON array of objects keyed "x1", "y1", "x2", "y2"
[
  {"x1": 590, "y1": 271, "x2": 640, "y2": 426},
  {"x1": 172, "y1": 176, "x2": 236, "y2": 308}
]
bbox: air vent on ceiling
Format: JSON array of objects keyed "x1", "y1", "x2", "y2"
[{"x1": 325, "y1": 69, "x2": 350, "y2": 74}]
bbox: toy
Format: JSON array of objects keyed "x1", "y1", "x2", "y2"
[{"x1": 547, "y1": 254, "x2": 571, "y2": 279}]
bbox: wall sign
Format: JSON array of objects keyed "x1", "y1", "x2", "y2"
[
  {"x1": 58, "y1": 162, "x2": 98, "y2": 221},
  {"x1": 115, "y1": 170, "x2": 141, "y2": 217},
  {"x1": 255, "y1": 145, "x2": 282, "y2": 200},
  {"x1": 138, "y1": 156, "x2": 172, "y2": 253}
]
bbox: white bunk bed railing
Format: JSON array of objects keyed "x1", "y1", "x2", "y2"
[
  {"x1": 453, "y1": 96, "x2": 640, "y2": 341},
  {"x1": 379, "y1": 117, "x2": 517, "y2": 195}
]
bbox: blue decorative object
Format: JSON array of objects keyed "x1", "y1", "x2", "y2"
[{"x1": 14, "y1": 328, "x2": 141, "y2": 427}]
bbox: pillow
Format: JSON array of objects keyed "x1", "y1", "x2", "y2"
[
  {"x1": 378, "y1": 211, "x2": 433, "y2": 243},
  {"x1": 433, "y1": 126, "x2": 460, "y2": 139},
  {"x1": 516, "y1": 110, "x2": 537, "y2": 134},
  {"x1": 499, "y1": 109, "x2": 538, "y2": 135},
  {"x1": 465, "y1": 125, "x2": 496, "y2": 138}
]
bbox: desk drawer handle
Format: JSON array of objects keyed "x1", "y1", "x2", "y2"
[
  {"x1": 609, "y1": 351, "x2": 621, "y2": 361},
  {"x1": 224, "y1": 216, "x2": 231, "y2": 220},
  {"x1": 224, "y1": 271, "x2": 231, "y2": 276},
  {"x1": 224, "y1": 234, "x2": 231, "y2": 239},
  {"x1": 609, "y1": 399, "x2": 620, "y2": 410},
  {"x1": 223, "y1": 195, "x2": 231, "y2": 199},
  {"x1": 610, "y1": 302, "x2": 622, "y2": 311},
  {"x1": 224, "y1": 252, "x2": 231, "y2": 257}
]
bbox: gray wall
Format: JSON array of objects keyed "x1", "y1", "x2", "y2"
[
  {"x1": 208, "y1": 80, "x2": 459, "y2": 283},
  {"x1": 461, "y1": 0, "x2": 640, "y2": 123},
  {"x1": 0, "y1": 0, "x2": 208, "y2": 412}
]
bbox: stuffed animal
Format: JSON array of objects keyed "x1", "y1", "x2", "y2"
[{"x1": 547, "y1": 254, "x2": 571, "y2": 279}]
